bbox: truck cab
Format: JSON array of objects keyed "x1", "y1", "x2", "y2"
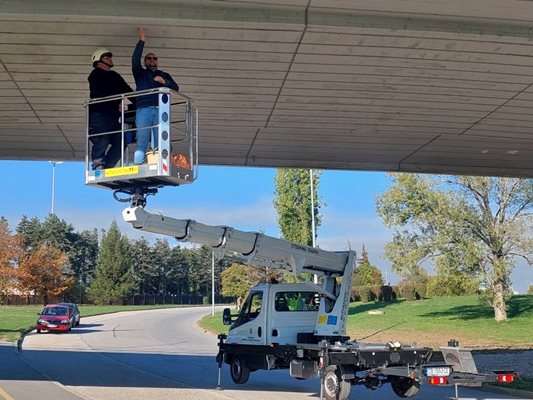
[{"x1": 224, "y1": 283, "x2": 319, "y2": 346}]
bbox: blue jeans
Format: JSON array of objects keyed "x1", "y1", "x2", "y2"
[
  {"x1": 134, "y1": 107, "x2": 159, "y2": 164},
  {"x1": 89, "y1": 112, "x2": 121, "y2": 169}
]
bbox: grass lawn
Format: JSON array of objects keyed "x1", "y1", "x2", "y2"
[
  {"x1": 0, "y1": 303, "x2": 191, "y2": 342},
  {"x1": 345, "y1": 295, "x2": 533, "y2": 349},
  {"x1": 199, "y1": 295, "x2": 533, "y2": 349}
]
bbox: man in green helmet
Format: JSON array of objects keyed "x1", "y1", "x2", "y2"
[{"x1": 87, "y1": 48, "x2": 134, "y2": 170}]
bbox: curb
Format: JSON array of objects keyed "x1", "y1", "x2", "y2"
[{"x1": 16, "y1": 325, "x2": 35, "y2": 352}]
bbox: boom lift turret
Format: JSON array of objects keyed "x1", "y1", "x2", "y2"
[{"x1": 86, "y1": 91, "x2": 517, "y2": 400}]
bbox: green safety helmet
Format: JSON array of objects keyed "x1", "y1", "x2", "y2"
[{"x1": 91, "y1": 48, "x2": 112, "y2": 66}]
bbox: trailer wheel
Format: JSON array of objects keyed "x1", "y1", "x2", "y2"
[
  {"x1": 391, "y1": 378, "x2": 420, "y2": 398},
  {"x1": 322, "y1": 365, "x2": 351, "y2": 400},
  {"x1": 230, "y1": 355, "x2": 250, "y2": 384}
]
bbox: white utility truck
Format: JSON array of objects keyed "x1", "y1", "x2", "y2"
[{"x1": 85, "y1": 90, "x2": 517, "y2": 400}]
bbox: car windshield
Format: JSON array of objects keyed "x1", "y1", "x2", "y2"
[
  {"x1": 58, "y1": 303, "x2": 76, "y2": 313},
  {"x1": 42, "y1": 307, "x2": 68, "y2": 316}
]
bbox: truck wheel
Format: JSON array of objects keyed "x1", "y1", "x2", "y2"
[
  {"x1": 322, "y1": 365, "x2": 351, "y2": 400},
  {"x1": 391, "y1": 378, "x2": 420, "y2": 398},
  {"x1": 230, "y1": 355, "x2": 250, "y2": 384}
]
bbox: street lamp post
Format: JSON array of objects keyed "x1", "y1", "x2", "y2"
[
  {"x1": 211, "y1": 250, "x2": 215, "y2": 316},
  {"x1": 310, "y1": 169, "x2": 316, "y2": 248},
  {"x1": 310, "y1": 169, "x2": 318, "y2": 284},
  {"x1": 49, "y1": 161, "x2": 63, "y2": 214}
]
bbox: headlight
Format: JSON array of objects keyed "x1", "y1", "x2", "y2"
[
  {"x1": 37, "y1": 319, "x2": 46, "y2": 324},
  {"x1": 60, "y1": 319, "x2": 69, "y2": 323},
  {"x1": 423, "y1": 366, "x2": 451, "y2": 377}
]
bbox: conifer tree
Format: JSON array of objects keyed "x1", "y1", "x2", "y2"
[{"x1": 88, "y1": 221, "x2": 134, "y2": 305}]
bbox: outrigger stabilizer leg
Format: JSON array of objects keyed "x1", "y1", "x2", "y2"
[
  {"x1": 113, "y1": 186, "x2": 159, "y2": 208},
  {"x1": 215, "y1": 334, "x2": 226, "y2": 390}
]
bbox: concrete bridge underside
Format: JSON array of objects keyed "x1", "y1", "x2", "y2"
[{"x1": 0, "y1": 0, "x2": 532, "y2": 177}]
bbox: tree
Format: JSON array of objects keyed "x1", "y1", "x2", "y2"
[
  {"x1": 376, "y1": 174, "x2": 532, "y2": 321},
  {"x1": 169, "y1": 245, "x2": 190, "y2": 297},
  {"x1": 87, "y1": 221, "x2": 134, "y2": 305},
  {"x1": 17, "y1": 243, "x2": 72, "y2": 304},
  {"x1": 0, "y1": 219, "x2": 23, "y2": 299},
  {"x1": 353, "y1": 245, "x2": 384, "y2": 287},
  {"x1": 67, "y1": 229, "x2": 99, "y2": 303},
  {"x1": 130, "y1": 237, "x2": 158, "y2": 295},
  {"x1": 16, "y1": 214, "x2": 98, "y2": 303},
  {"x1": 152, "y1": 238, "x2": 177, "y2": 296},
  {"x1": 16, "y1": 215, "x2": 44, "y2": 252},
  {"x1": 274, "y1": 169, "x2": 323, "y2": 246},
  {"x1": 186, "y1": 245, "x2": 213, "y2": 297},
  {"x1": 220, "y1": 263, "x2": 253, "y2": 298}
]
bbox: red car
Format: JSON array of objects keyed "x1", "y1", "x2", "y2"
[{"x1": 36, "y1": 304, "x2": 73, "y2": 333}]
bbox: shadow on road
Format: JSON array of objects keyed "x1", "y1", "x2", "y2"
[
  {"x1": 0, "y1": 344, "x2": 524, "y2": 400},
  {"x1": 2, "y1": 343, "x2": 315, "y2": 395}
]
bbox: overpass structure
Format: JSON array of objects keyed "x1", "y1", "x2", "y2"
[{"x1": 0, "y1": 0, "x2": 532, "y2": 177}]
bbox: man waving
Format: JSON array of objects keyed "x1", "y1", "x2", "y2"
[{"x1": 132, "y1": 27, "x2": 179, "y2": 164}]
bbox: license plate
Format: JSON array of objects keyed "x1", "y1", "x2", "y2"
[
  {"x1": 424, "y1": 366, "x2": 451, "y2": 377},
  {"x1": 47, "y1": 324, "x2": 57, "y2": 328}
]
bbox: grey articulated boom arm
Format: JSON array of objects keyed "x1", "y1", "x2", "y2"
[
  {"x1": 123, "y1": 205, "x2": 357, "y2": 337},
  {"x1": 123, "y1": 206, "x2": 349, "y2": 276}
]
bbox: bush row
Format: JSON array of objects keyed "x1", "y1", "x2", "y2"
[
  {"x1": 352, "y1": 275, "x2": 483, "y2": 303},
  {"x1": 351, "y1": 285, "x2": 396, "y2": 302},
  {"x1": 352, "y1": 283, "x2": 428, "y2": 302}
]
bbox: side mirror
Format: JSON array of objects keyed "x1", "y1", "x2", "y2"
[{"x1": 222, "y1": 308, "x2": 233, "y2": 325}]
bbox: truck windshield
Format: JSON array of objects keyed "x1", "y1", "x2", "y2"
[{"x1": 232, "y1": 291, "x2": 263, "y2": 329}]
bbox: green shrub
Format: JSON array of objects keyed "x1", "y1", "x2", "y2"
[
  {"x1": 426, "y1": 275, "x2": 480, "y2": 297},
  {"x1": 359, "y1": 286, "x2": 376, "y2": 303},
  {"x1": 415, "y1": 283, "x2": 427, "y2": 299},
  {"x1": 399, "y1": 283, "x2": 417, "y2": 300},
  {"x1": 351, "y1": 286, "x2": 361, "y2": 302},
  {"x1": 528, "y1": 286, "x2": 533, "y2": 295},
  {"x1": 202, "y1": 296, "x2": 210, "y2": 305},
  {"x1": 381, "y1": 285, "x2": 393, "y2": 301},
  {"x1": 371, "y1": 285, "x2": 383, "y2": 301},
  {"x1": 398, "y1": 283, "x2": 426, "y2": 300}
]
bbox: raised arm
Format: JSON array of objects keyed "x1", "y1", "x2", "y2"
[{"x1": 132, "y1": 27, "x2": 145, "y2": 78}]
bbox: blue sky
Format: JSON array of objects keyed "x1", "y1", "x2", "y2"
[{"x1": 0, "y1": 160, "x2": 531, "y2": 293}]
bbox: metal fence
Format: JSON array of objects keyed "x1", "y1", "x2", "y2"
[
  {"x1": 1, "y1": 294, "x2": 234, "y2": 306},
  {"x1": 127, "y1": 294, "x2": 233, "y2": 306},
  {"x1": 1, "y1": 294, "x2": 62, "y2": 306}
]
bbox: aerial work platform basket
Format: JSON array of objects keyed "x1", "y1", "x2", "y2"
[{"x1": 84, "y1": 88, "x2": 198, "y2": 192}]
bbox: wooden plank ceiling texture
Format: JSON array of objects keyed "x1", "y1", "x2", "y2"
[{"x1": 0, "y1": 0, "x2": 532, "y2": 177}]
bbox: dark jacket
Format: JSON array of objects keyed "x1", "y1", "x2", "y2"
[
  {"x1": 88, "y1": 68, "x2": 133, "y2": 118},
  {"x1": 132, "y1": 40, "x2": 179, "y2": 109}
]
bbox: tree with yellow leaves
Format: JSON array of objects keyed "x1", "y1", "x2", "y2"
[
  {"x1": 0, "y1": 218, "x2": 23, "y2": 300},
  {"x1": 17, "y1": 243, "x2": 73, "y2": 304}
]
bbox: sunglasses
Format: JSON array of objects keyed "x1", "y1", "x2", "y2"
[{"x1": 145, "y1": 56, "x2": 158, "y2": 60}]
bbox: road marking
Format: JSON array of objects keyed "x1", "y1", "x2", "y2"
[{"x1": 0, "y1": 386, "x2": 15, "y2": 400}]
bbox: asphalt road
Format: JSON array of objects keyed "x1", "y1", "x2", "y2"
[{"x1": 0, "y1": 306, "x2": 527, "y2": 400}]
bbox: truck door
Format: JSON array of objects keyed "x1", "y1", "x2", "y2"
[
  {"x1": 268, "y1": 290, "x2": 319, "y2": 345},
  {"x1": 227, "y1": 289, "x2": 267, "y2": 345}
]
